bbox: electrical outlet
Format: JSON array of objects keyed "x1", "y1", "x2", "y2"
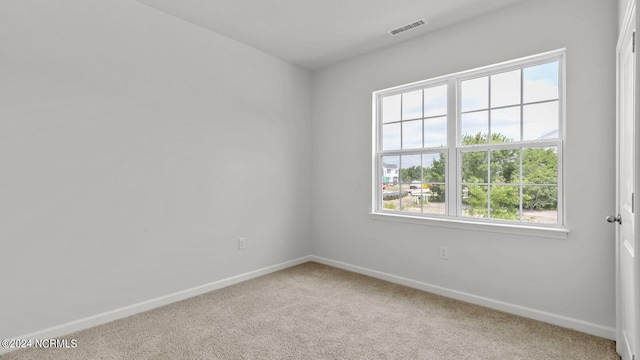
[
  {"x1": 238, "y1": 237, "x2": 246, "y2": 250},
  {"x1": 439, "y1": 245, "x2": 449, "y2": 260}
]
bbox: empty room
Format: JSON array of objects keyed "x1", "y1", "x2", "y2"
[{"x1": 1, "y1": 0, "x2": 638, "y2": 359}]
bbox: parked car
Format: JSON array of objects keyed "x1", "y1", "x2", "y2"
[{"x1": 409, "y1": 181, "x2": 422, "y2": 189}]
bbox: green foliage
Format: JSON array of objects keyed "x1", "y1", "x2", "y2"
[
  {"x1": 466, "y1": 185, "x2": 487, "y2": 217},
  {"x1": 489, "y1": 186, "x2": 520, "y2": 220},
  {"x1": 424, "y1": 154, "x2": 446, "y2": 202},
  {"x1": 460, "y1": 132, "x2": 558, "y2": 219},
  {"x1": 490, "y1": 148, "x2": 520, "y2": 184},
  {"x1": 461, "y1": 133, "x2": 518, "y2": 184},
  {"x1": 424, "y1": 154, "x2": 446, "y2": 183},
  {"x1": 522, "y1": 147, "x2": 558, "y2": 210},
  {"x1": 465, "y1": 185, "x2": 521, "y2": 220},
  {"x1": 522, "y1": 148, "x2": 557, "y2": 182},
  {"x1": 383, "y1": 202, "x2": 396, "y2": 210},
  {"x1": 523, "y1": 186, "x2": 558, "y2": 210},
  {"x1": 400, "y1": 166, "x2": 422, "y2": 182},
  {"x1": 461, "y1": 151, "x2": 488, "y2": 183}
]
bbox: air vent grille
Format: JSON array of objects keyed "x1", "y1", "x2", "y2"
[{"x1": 388, "y1": 19, "x2": 426, "y2": 36}]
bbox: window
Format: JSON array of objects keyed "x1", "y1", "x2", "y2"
[{"x1": 373, "y1": 50, "x2": 564, "y2": 228}]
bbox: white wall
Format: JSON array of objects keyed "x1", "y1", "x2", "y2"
[
  {"x1": 311, "y1": 0, "x2": 618, "y2": 336},
  {"x1": 0, "y1": 0, "x2": 311, "y2": 338}
]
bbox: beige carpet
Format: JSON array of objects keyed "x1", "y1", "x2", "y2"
[{"x1": 1, "y1": 262, "x2": 619, "y2": 359}]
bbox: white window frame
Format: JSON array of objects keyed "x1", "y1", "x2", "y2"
[{"x1": 371, "y1": 49, "x2": 569, "y2": 239}]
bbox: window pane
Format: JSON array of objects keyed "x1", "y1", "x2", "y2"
[
  {"x1": 382, "y1": 94, "x2": 401, "y2": 123},
  {"x1": 382, "y1": 123, "x2": 401, "y2": 151},
  {"x1": 489, "y1": 185, "x2": 521, "y2": 221},
  {"x1": 400, "y1": 154, "x2": 422, "y2": 184},
  {"x1": 424, "y1": 85, "x2": 447, "y2": 117},
  {"x1": 423, "y1": 152, "x2": 446, "y2": 215},
  {"x1": 462, "y1": 151, "x2": 488, "y2": 183},
  {"x1": 491, "y1": 70, "x2": 521, "y2": 108},
  {"x1": 409, "y1": 186, "x2": 430, "y2": 213},
  {"x1": 401, "y1": 154, "x2": 423, "y2": 213},
  {"x1": 461, "y1": 76, "x2": 488, "y2": 112},
  {"x1": 424, "y1": 184, "x2": 446, "y2": 215},
  {"x1": 424, "y1": 116, "x2": 447, "y2": 148},
  {"x1": 523, "y1": 101, "x2": 559, "y2": 140},
  {"x1": 462, "y1": 185, "x2": 488, "y2": 218},
  {"x1": 381, "y1": 156, "x2": 400, "y2": 211},
  {"x1": 490, "y1": 149, "x2": 520, "y2": 184},
  {"x1": 523, "y1": 147, "x2": 558, "y2": 184},
  {"x1": 461, "y1": 111, "x2": 488, "y2": 144},
  {"x1": 491, "y1": 106, "x2": 521, "y2": 143},
  {"x1": 402, "y1": 90, "x2": 422, "y2": 120},
  {"x1": 423, "y1": 153, "x2": 446, "y2": 183},
  {"x1": 523, "y1": 62, "x2": 559, "y2": 103},
  {"x1": 523, "y1": 186, "x2": 558, "y2": 224},
  {"x1": 402, "y1": 120, "x2": 422, "y2": 149}
]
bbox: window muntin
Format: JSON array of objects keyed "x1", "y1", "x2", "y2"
[{"x1": 375, "y1": 51, "x2": 564, "y2": 227}]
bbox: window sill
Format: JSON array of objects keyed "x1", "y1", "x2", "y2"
[{"x1": 369, "y1": 212, "x2": 569, "y2": 239}]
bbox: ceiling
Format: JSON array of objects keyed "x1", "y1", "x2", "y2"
[{"x1": 135, "y1": 0, "x2": 528, "y2": 70}]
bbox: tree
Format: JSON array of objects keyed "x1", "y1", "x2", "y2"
[
  {"x1": 522, "y1": 147, "x2": 558, "y2": 210},
  {"x1": 461, "y1": 132, "x2": 557, "y2": 219},
  {"x1": 424, "y1": 154, "x2": 446, "y2": 201},
  {"x1": 400, "y1": 166, "x2": 422, "y2": 182}
]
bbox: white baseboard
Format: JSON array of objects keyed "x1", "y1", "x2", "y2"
[
  {"x1": 0, "y1": 255, "x2": 312, "y2": 356},
  {"x1": 2, "y1": 253, "x2": 615, "y2": 356},
  {"x1": 309, "y1": 255, "x2": 616, "y2": 340}
]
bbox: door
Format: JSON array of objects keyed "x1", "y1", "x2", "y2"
[{"x1": 614, "y1": 3, "x2": 638, "y2": 360}]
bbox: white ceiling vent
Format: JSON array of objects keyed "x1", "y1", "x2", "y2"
[{"x1": 388, "y1": 19, "x2": 427, "y2": 36}]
